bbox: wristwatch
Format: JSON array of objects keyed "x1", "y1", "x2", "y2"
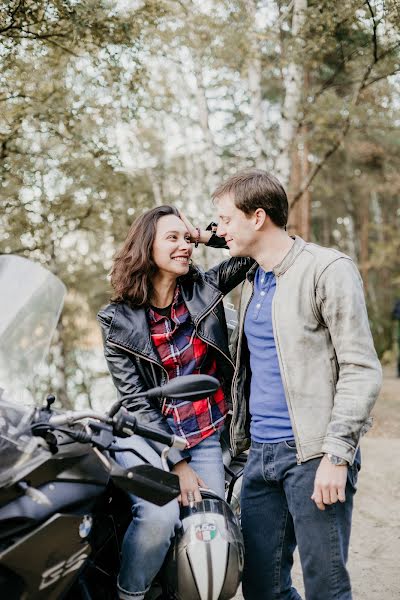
[{"x1": 325, "y1": 453, "x2": 348, "y2": 466}]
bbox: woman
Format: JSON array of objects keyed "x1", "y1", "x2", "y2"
[{"x1": 97, "y1": 205, "x2": 251, "y2": 600}]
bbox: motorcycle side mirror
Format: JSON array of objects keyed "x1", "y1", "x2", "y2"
[
  {"x1": 108, "y1": 374, "x2": 220, "y2": 417},
  {"x1": 146, "y1": 374, "x2": 219, "y2": 401},
  {"x1": 110, "y1": 463, "x2": 181, "y2": 506}
]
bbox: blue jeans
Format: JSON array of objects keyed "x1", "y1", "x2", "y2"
[
  {"x1": 116, "y1": 430, "x2": 225, "y2": 599},
  {"x1": 241, "y1": 440, "x2": 360, "y2": 600}
]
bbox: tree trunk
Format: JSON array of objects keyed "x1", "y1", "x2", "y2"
[
  {"x1": 287, "y1": 120, "x2": 311, "y2": 239},
  {"x1": 275, "y1": 0, "x2": 308, "y2": 188},
  {"x1": 51, "y1": 320, "x2": 73, "y2": 409},
  {"x1": 146, "y1": 168, "x2": 163, "y2": 206},
  {"x1": 359, "y1": 195, "x2": 370, "y2": 292},
  {"x1": 247, "y1": 0, "x2": 268, "y2": 168},
  {"x1": 192, "y1": 53, "x2": 219, "y2": 191},
  {"x1": 287, "y1": 144, "x2": 301, "y2": 236}
]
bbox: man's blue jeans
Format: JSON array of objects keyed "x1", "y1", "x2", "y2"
[
  {"x1": 115, "y1": 430, "x2": 225, "y2": 599},
  {"x1": 241, "y1": 440, "x2": 360, "y2": 600}
]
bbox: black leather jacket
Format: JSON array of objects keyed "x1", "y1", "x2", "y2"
[{"x1": 97, "y1": 241, "x2": 253, "y2": 467}]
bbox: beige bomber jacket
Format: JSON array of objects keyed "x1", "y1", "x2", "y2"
[{"x1": 229, "y1": 236, "x2": 382, "y2": 465}]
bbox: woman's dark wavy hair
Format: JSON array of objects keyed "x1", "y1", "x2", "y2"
[{"x1": 111, "y1": 205, "x2": 193, "y2": 306}]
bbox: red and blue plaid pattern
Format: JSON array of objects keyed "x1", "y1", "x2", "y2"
[{"x1": 148, "y1": 286, "x2": 227, "y2": 448}]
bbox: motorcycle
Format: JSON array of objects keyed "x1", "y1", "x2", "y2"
[{"x1": 0, "y1": 255, "x2": 246, "y2": 600}]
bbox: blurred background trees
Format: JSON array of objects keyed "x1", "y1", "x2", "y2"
[{"x1": 1, "y1": 0, "x2": 399, "y2": 407}]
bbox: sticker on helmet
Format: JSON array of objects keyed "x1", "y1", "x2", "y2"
[{"x1": 195, "y1": 523, "x2": 217, "y2": 542}]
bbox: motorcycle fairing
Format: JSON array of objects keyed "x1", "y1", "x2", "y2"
[
  {"x1": 0, "y1": 481, "x2": 104, "y2": 540},
  {"x1": 0, "y1": 512, "x2": 90, "y2": 600},
  {"x1": 0, "y1": 442, "x2": 110, "y2": 506}
]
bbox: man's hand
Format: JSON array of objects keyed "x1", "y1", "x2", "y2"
[
  {"x1": 172, "y1": 460, "x2": 206, "y2": 506},
  {"x1": 311, "y1": 455, "x2": 348, "y2": 511}
]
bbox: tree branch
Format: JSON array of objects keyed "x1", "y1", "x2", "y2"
[
  {"x1": 365, "y1": 0, "x2": 378, "y2": 63},
  {"x1": 0, "y1": 93, "x2": 29, "y2": 102},
  {"x1": 313, "y1": 39, "x2": 372, "y2": 101},
  {"x1": 291, "y1": 6, "x2": 386, "y2": 209},
  {"x1": 292, "y1": 70, "x2": 373, "y2": 208},
  {"x1": 363, "y1": 67, "x2": 400, "y2": 88}
]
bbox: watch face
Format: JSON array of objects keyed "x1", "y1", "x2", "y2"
[{"x1": 328, "y1": 454, "x2": 347, "y2": 466}]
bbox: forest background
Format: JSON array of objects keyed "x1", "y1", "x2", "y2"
[{"x1": 1, "y1": 0, "x2": 399, "y2": 410}]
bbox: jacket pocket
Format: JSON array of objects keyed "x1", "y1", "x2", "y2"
[{"x1": 284, "y1": 440, "x2": 297, "y2": 450}]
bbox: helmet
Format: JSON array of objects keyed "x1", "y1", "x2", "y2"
[{"x1": 165, "y1": 490, "x2": 244, "y2": 600}]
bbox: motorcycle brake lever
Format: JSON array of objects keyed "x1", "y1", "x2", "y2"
[{"x1": 88, "y1": 421, "x2": 115, "y2": 450}]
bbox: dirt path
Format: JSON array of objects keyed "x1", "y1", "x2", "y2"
[{"x1": 235, "y1": 367, "x2": 400, "y2": 599}]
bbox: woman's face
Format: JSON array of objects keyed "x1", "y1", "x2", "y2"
[{"x1": 152, "y1": 215, "x2": 192, "y2": 278}]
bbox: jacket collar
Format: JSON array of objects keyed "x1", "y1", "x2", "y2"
[
  {"x1": 180, "y1": 275, "x2": 223, "y2": 325},
  {"x1": 246, "y1": 235, "x2": 306, "y2": 281},
  {"x1": 274, "y1": 235, "x2": 306, "y2": 276}
]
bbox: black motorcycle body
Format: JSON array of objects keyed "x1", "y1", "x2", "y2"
[
  {"x1": 0, "y1": 255, "x2": 246, "y2": 600},
  {"x1": 0, "y1": 417, "x2": 137, "y2": 600},
  {"x1": 0, "y1": 423, "x2": 246, "y2": 599}
]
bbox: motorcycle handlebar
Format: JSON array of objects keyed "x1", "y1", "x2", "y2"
[
  {"x1": 48, "y1": 409, "x2": 187, "y2": 451},
  {"x1": 48, "y1": 411, "x2": 108, "y2": 427},
  {"x1": 114, "y1": 410, "x2": 187, "y2": 451}
]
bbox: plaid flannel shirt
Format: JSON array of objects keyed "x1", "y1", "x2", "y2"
[{"x1": 148, "y1": 286, "x2": 227, "y2": 448}]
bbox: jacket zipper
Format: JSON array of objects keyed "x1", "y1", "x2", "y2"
[
  {"x1": 194, "y1": 295, "x2": 235, "y2": 368},
  {"x1": 272, "y1": 276, "x2": 302, "y2": 465},
  {"x1": 109, "y1": 340, "x2": 174, "y2": 421},
  {"x1": 230, "y1": 284, "x2": 254, "y2": 454},
  {"x1": 108, "y1": 340, "x2": 169, "y2": 383},
  {"x1": 110, "y1": 296, "x2": 236, "y2": 414}
]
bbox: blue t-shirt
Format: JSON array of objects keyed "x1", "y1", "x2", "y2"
[{"x1": 244, "y1": 267, "x2": 293, "y2": 443}]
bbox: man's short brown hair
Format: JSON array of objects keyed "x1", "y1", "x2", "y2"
[{"x1": 212, "y1": 169, "x2": 288, "y2": 228}]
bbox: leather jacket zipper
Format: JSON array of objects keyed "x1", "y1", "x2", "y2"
[
  {"x1": 110, "y1": 297, "x2": 234, "y2": 413},
  {"x1": 194, "y1": 295, "x2": 235, "y2": 368},
  {"x1": 230, "y1": 284, "x2": 254, "y2": 454},
  {"x1": 108, "y1": 340, "x2": 169, "y2": 383},
  {"x1": 108, "y1": 340, "x2": 170, "y2": 412}
]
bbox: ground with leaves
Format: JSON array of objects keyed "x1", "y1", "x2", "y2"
[{"x1": 235, "y1": 366, "x2": 400, "y2": 600}]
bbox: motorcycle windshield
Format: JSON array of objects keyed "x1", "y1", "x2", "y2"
[
  {"x1": 0, "y1": 397, "x2": 49, "y2": 487},
  {"x1": 0, "y1": 256, "x2": 65, "y2": 486},
  {"x1": 0, "y1": 254, "x2": 66, "y2": 407}
]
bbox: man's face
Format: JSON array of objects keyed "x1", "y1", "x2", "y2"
[{"x1": 216, "y1": 194, "x2": 256, "y2": 257}]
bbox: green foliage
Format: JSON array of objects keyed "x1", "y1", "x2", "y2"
[
  {"x1": 1, "y1": 0, "x2": 399, "y2": 406},
  {"x1": 1, "y1": 0, "x2": 169, "y2": 406}
]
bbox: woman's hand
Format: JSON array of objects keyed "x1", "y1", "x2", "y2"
[
  {"x1": 179, "y1": 211, "x2": 212, "y2": 246},
  {"x1": 179, "y1": 211, "x2": 197, "y2": 241},
  {"x1": 172, "y1": 460, "x2": 206, "y2": 506}
]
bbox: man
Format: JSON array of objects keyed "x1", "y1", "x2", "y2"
[{"x1": 212, "y1": 169, "x2": 382, "y2": 600}]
